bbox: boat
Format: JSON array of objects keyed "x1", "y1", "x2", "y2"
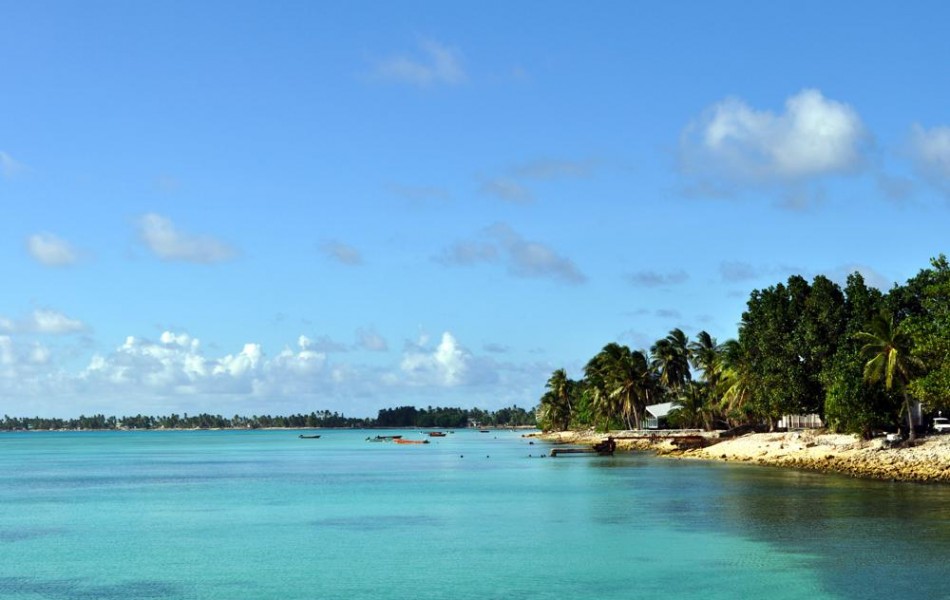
[
  {"x1": 298, "y1": 434, "x2": 321, "y2": 439},
  {"x1": 427, "y1": 431, "x2": 446, "y2": 437},
  {"x1": 394, "y1": 438, "x2": 429, "y2": 445},
  {"x1": 478, "y1": 429, "x2": 490, "y2": 433}
]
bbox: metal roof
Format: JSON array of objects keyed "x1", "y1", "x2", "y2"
[{"x1": 644, "y1": 402, "x2": 678, "y2": 418}]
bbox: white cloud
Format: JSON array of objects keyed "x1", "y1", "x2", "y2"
[
  {"x1": 356, "y1": 327, "x2": 388, "y2": 352},
  {"x1": 908, "y1": 124, "x2": 950, "y2": 193},
  {"x1": 479, "y1": 178, "x2": 534, "y2": 203},
  {"x1": 437, "y1": 224, "x2": 586, "y2": 284},
  {"x1": 0, "y1": 151, "x2": 25, "y2": 178},
  {"x1": 436, "y1": 241, "x2": 499, "y2": 266},
  {"x1": 372, "y1": 39, "x2": 467, "y2": 87},
  {"x1": 27, "y1": 233, "x2": 79, "y2": 267},
  {"x1": 626, "y1": 270, "x2": 689, "y2": 287},
  {"x1": 487, "y1": 223, "x2": 587, "y2": 284},
  {"x1": 320, "y1": 240, "x2": 363, "y2": 266},
  {"x1": 0, "y1": 309, "x2": 86, "y2": 335},
  {"x1": 400, "y1": 332, "x2": 471, "y2": 386},
  {"x1": 138, "y1": 213, "x2": 235, "y2": 263},
  {"x1": 0, "y1": 326, "x2": 550, "y2": 417},
  {"x1": 81, "y1": 331, "x2": 327, "y2": 395},
  {"x1": 680, "y1": 89, "x2": 868, "y2": 184}
]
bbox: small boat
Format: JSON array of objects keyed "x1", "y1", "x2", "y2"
[
  {"x1": 394, "y1": 438, "x2": 429, "y2": 445},
  {"x1": 479, "y1": 430, "x2": 490, "y2": 433},
  {"x1": 298, "y1": 434, "x2": 321, "y2": 439},
  {"x1": 427, "y1": 431, "x2": 446, "y2": 437}
]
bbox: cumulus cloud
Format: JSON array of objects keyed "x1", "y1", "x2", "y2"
[
  {"x1": 479, "y1": 178, "x2": 534, "y2": 203},
  {"x1": 138, "y1": 213, "x2": 235, "y2": 263},
  {"x1": 399, "y1": 332, "x2": 472, "y2": 386},
  {"x1": 626, "y1": 270, "x2": 689, "y2": 287},
  {"x1": 437, "y1": 224, "x2": 585, "y2": 284},
  {"x1": 0, "y1": 309, "x2": 86, "y2": 335},
  {"x1": 320, "y1": 241, "x2": 363, "y2": 266},
  {"x1": 81, "y1": 331, "x2": 327, "y2": 395},
  {"x1": 356, "y1": 327, "x2": 388, "y2": 352},
  {"x1": 304, "y1": 335, "x2": 349, "y2": 353},
  {"x1": 0, "y1": 151, "x2": 25, "y2": 178},
  {"x1": 680, "y1": 89, "x2": 868, "y2": 185},
  {"x1": 908, "y1": 124, "x2": 950, "y2": 193},
  {"x1": 27, "y1": 233, "x2": 79, "y2": 267},
  {"x1": 0, "y1": 326, "x2": 545, "y2": 417},
  {"x1": 486, "y1": 223, "x2": 587, "y2": 284},
  {"x1": 372, "y1": 39, "x2": 466, "y2": 87},
  {"x1": 436, "y1": 241, "x2": 499, "y2": 266}
]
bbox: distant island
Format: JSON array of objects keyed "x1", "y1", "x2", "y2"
[{"x1": 0, "y1": 404, "x2": 535, "y2": 432}]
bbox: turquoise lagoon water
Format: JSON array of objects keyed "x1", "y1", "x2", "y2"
[{"x1": 1, "y1": 429, "x2": 948, "y2": 600}]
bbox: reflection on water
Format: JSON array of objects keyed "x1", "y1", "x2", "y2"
[
  {"x1": 588, "y1": 456, "x2": 950, "y2": 600},
  {"x1": 0, "y1": 430, "x2": 947, "y2": 600}
]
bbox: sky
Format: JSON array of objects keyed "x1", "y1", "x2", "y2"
[{"x1": 2, "y1": 1, "x2": 950, "y2": 418}]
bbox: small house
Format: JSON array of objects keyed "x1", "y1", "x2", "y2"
[{"x1": 644, "y1": 402, "x2": 677, "y2": 429}]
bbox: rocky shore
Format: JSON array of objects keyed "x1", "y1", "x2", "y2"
[{"x1": 531, "y1": 429, "x2": 950, "y2": 483}]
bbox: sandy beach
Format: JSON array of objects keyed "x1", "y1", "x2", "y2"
[{"x1": 532, "y1": 429, "x2": 950, "y2": 483}]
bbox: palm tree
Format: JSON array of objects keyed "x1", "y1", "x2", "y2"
[
  {"x1": 688, "y1": 331, "x2": 721, "y2": 387},
  {"x1": 856, "y1": 311, "x2": 924, "y2": 441},
  {"x1": 669, "y1": 381, "x2": 710, "y2": 429},
  {"x1": 585, "y1": 343, "x2": 652, "y2": 430},
  {"x1": 688, "y1": 331, "x2": 723, "y2": 428},
  {"x1": 584, "y1": 352, "x2": 617, "y2": 431},
  {"x1": 651, "y1": 328, "x2": 692, "y2": 394},
  {"x1": 543, "y1": 368, "x2": 575, "y2": 431},
  {"x1": 718, "y1": 338, "x2": 754, "y2": 425}
]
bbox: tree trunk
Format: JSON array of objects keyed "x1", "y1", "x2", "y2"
[{"x1": 905, "y1": 394, "x2": 916, "y2": 442}]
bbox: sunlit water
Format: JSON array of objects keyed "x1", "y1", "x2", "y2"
[{"x1": 1, "y1": 429, "x2": 947, "y2": 599}]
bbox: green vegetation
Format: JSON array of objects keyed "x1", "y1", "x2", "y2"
[
  {"x1": 0, "y1": 405, "x2": 535, "y2": 431},
  {"x1": 539, "y1": 256, "x2": 950, "y2": 438}
]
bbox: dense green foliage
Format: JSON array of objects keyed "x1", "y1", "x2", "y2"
[
  {"x1": 538, "y1": 256, "x2": 950, "y2": 438},
  {"x1": 0, "y1": 404, "x2": 535, "y2": 431}
]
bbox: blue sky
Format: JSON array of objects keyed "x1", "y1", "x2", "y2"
[{"x1": 3, "y1": 1, "x2": 949, "y2": 418}]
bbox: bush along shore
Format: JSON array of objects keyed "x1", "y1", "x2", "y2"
[{"x1": 531, "y1": 430, "x2": 950, "y2": 483}]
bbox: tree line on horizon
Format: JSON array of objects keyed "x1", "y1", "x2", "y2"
[
  {"x1": 538, "y1": 255, "x2": 950, "y2": 440},
  {"x1": 0, "y1": 404, "x2": 536, "y2": 431}
]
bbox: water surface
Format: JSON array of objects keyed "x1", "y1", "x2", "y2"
[{"x1": 1, "y1": 429, "x2": 947, "y2": 599}]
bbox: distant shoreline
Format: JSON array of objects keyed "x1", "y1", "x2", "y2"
[
  {"x1": 532, "y1": 430, "x2": 950, "y2": 484},
  {"x1": 0, "y1": 425, "x2": 538, "y2": 433}
]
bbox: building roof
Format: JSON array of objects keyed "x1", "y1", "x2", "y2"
[{"x1": 645, "y1": 402, "x2": 678, "y2": 418}]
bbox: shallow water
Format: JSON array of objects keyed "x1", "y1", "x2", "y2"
[{"x1": 0, "y1": 429, "x2": 947, "y2": 599}]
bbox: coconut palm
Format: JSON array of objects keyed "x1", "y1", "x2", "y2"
[
  {"x1": 586, "y1": 343, "x2": 653, "y2": 430},
  {"x1": 541, "y1": 369, "x2": 575, "y2": 431},
  {"x1": 669, "y1": 380, "x2": 710, "y2": 430},
  {"x1": 856, "y1": 311, "x2": 924, "y2": 441},
  {"x1": 651, "y1": 328, "x2": 692, "y2": 394},
  {"x1": 718, "y1": 338, "x2": 754, "y2": 425}
]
